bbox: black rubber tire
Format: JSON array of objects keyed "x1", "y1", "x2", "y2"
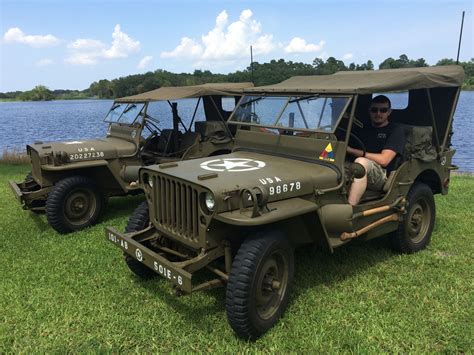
[
  {"x1": 45, "y1": 176, "x2": 104, "y2": 234},
  {"x1": 390, "y1": 183, "x2": 435, "y2": 253},
  {"x1": 123, "y1": 201, "x2": 156, "y2": 279},
  {"x1": 226, "y1": 231, "x2": 294, "y2": 340}
]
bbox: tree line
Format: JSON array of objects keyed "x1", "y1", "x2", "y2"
[{"x1": 1, "y1": 55, "x2": 473, "y2": 101}]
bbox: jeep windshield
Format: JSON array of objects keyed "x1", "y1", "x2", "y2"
[
  {"x1": 104, "y1": 103, "x2": 146, "y2": 125},
  {"x1": 229, "y1": 95, "x2": 351, "y2": 133}
]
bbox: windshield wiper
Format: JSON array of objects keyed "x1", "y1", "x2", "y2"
[
  {"x1": 110, "y1": 103, "x2": 121, "y2": 111},
  {"x1": 289, "y1": 95, "x2": 319, "y2": 104},
  {"x1": 123, "y1": 104, "x2": 137, "y2": 114},
  {"x1": 239, "y1": 96, "x2": 264, "y2": 107}
]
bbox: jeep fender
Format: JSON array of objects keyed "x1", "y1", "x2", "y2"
[
  {"x1": 214, "y1": 197, "x2": 334, "y2": 252},
  {"x1": 42, "y1": 159, "x2": 129, "y2": 193}
]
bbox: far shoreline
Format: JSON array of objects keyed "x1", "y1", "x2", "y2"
[
  {"x1": 2, "y1": 88, "x2": 473, "y2": 103},
  {"x1": 0, "y1": 97, "x2": 105, "y2": 103}
]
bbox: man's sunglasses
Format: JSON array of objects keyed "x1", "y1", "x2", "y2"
[{"x1": 370, "y1": 107, "x2": 390, "y2": 113}]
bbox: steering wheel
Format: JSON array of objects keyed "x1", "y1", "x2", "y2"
[
  {"x1": 139, "y1": 130, "x2": 159, "y2": 157},
  {"x1": 248, "y1": 112, "x2": 260, "y2": 124},
  {"x1": 337, "y1": 127, "x2": 367, "y2": 157}
]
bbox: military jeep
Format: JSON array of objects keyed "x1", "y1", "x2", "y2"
[
  {"x1": 9, "y1": 82, "x2": 252, "y2": 233},
  {"x1": 106, "y1": 66, "x2": 463, "y2": 339}
]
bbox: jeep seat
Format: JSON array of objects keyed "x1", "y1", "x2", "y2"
[
  {"x1": 195, "y1": 121, "x2": 228, "y2": 138},
  {"x1": 156, "y1": 129, "x2": 180, "y2": 155},
  {"x1": 359, "y1": 124, "x2": 436, "y2": 203},
  {"x1": 177, "y1": 131, "x2": 200, "y2": 154}
]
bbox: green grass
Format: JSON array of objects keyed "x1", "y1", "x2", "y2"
[{"x1": 0, "y1": 163, "x2": 472, "y2": 352}]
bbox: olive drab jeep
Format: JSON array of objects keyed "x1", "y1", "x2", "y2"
[
  {"x1": 9, "y1": 82, "x2": 253, "y2": 233},
  {"x1": 105, "y1": 66, "x2": 464, "y2": 339}
]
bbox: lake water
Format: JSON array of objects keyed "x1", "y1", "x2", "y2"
[{"x1": 0, "y1": 92, "x2": 473, "y2": 172}]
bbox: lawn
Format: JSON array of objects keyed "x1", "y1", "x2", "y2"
[{"x1": 0, "y1": 163, "x2": 472, "y2": 352}]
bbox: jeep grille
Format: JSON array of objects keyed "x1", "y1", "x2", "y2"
[
  {"x1": 29, "y1": 148, "x2": 41, "y2": 181},
  {"x1": 153, "y1": 175, "x2": 200, "y2": 243}
]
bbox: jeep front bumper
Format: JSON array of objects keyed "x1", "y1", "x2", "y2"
[
  {"x1": 8, "y1": 180, "x2": 24, "y2": 202},
  {"x1": 8, "y1": 179, "x2": 51, "y2": 211},
  {"x1": 105, "y1": 227, "x2": 193, "y2": 293}
]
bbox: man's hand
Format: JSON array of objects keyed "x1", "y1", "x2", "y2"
[
  {"x1": 369, "y1": 149, "x2": 397, "y2": 167},
  {"x1": 347, "y1": 146, "x2": 364, "y2": 157},
  {"x1": 347, "y1": 146, "x2": 397, "y2": 168}
]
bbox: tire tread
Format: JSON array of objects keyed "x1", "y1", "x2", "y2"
[
  {"x1": 225, "y1": 231, "x2": 294, "y2": 340},
  {"x1": 45, "y1": 176, "x2": 103, "y2": 234},
  {"x1": 123, "y1": 201, "x2": 155, "y2": 279},
  {"x1": 390, "y1": 183, "x2": 435, "y2": 253}
]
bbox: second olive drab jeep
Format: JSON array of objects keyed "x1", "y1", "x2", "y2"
[
  {"x1": 9, "y1": 82, "x2": 253, "y2": 233},
  {"x1": 105, "y1": 66, "x2": 463, "y2": 339}
]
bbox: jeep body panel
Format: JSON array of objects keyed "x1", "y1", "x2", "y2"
[{"x1": 106, "y1": 67, "x2": 463, "y2": 339}]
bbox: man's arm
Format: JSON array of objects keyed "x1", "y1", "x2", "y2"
[{"x1": 347, "y1": 146, "x2": 397, "y2": 167}]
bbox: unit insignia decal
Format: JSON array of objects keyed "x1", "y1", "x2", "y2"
[{"x1": 319, "y1": 143, "x2": 335, "y2": 162}]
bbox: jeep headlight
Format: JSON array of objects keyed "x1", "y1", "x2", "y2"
[{"x1": 204, "y1": 192, "x2": 215, "y2": 212}]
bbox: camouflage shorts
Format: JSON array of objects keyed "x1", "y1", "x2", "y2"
[{"x1": 366, "y1": 160, "x2": 387, "y2": 191}]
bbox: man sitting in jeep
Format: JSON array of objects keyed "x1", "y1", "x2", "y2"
[{"x1": 347, "y1": 95, "x2": 406, "y2": 205}]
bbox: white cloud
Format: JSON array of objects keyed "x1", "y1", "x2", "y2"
[
  {"x1": 68, "y1": 38, "x2": 105, "y2": 50},
  {"x1": 284, "y1": 37, "x2": 325, "y2": 53},
  {"x1": 161, "y1": 37, "x2": 203, "y2": 59},
  {"x1": 137, "y1": 55, "x2": 153, "y2": 69},
  {"x1": 65, "y1": 25, "x2": 140, "y2": 65},
  {"x1": 342, "y1": 53, "x2": 354, "y2": 60},
  {"x1": 3, "y1": 27, "x2": 60, "y2": 47},
  {"x1": 103, "y1": 25, "x2": 140, "y2": 59},
  {"x1": 161, "y1": 9, "x2": 275, "y2": 63},
  {"x1": 36, "y1": 58, "x2": 53, "y2": 66}
]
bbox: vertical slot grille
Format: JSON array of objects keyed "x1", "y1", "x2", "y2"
[
  {"x1": 154, "y1": 175, "x2": 199, "y2": 242},
  {"x1": 30, "y1": 150, "x2": 41, "y2": 181}
]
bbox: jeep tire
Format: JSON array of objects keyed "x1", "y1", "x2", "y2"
[
  {"x1": 226, "y1": 231, "x2": 294, "y2": 340},
  {"x1": 45, "y1": 176, "x2": 104, "y2": 234},
  {"x1": 124, "y1": 201, "x2": 156, "y2": 279},
  {"x1": 390, "y1": 183, "x2": 435, "y2": 253}
]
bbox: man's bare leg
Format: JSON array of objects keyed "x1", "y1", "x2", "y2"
[{"x1": 348, "y1": 157, "x2": 370, "y2": 205}]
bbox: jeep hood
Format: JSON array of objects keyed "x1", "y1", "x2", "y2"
[
  {"x1": 28, "y1": 137, "x2": 137, "y2": 161},
  {"x1": 145, "y1": 151, "x2": 340, "y2": 202}
]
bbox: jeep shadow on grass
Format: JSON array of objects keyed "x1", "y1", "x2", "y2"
[
  {"x1": 9, "y1": 82, "x2": 253, "y2": 233},
  {"x1": 106, "y1": 66, "x2": 463, "y2": 339}
]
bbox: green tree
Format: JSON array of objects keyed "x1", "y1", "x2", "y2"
[
  {"x1": 379, "y1": 55, "x2": 428, "y2": 69},
  {"x1": 19, "y1": 85, "x2": 54, "y2": 101},
  {"x1": 312, "y1": 57, "x2": 347, "y2": 74},
  {"x1": 349, "y1": 60, "x2": 374, "y2": 71},
  {"x1": 436, "y1": 58, "x2": 456, "y2": 66},
  {"x1": 89, "y1": 80, "x2": 114, "y2": 99}
]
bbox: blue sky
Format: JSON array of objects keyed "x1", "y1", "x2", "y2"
[{"x1": 1, "y1": 0, "x2": 472, "y2": 91}]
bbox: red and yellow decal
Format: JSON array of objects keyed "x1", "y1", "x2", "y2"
[{"x1": 319, "y1": 143, "x2": 335, "y2": 162}]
